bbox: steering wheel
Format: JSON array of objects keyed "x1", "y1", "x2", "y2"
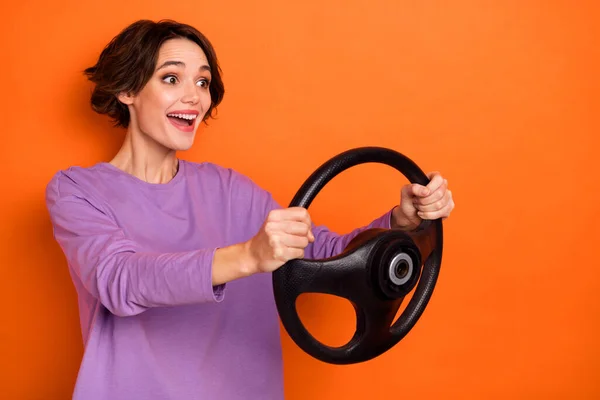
[{"x1": 272, "y1": 147, "x2": 443, "y2": 365}]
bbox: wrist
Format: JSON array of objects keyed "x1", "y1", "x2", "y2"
[
  {"x1": 391, "y1": 206, "x2": 418, "y2": 231},
  {"x1": 240, "y1": 240, "x2": 260, "y2": 277},
  {"x1": 212, "y1": 242, "x2": 258, "y2": 286}
]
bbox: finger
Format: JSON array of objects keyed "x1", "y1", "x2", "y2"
[
  {"x1": 280, "y1": 233, "x2": 311, "y2": 249},
  {"x1": 407, "y1": 183, "x2": 430, "y2": 197},
  {"x1": 417, "y1": 199, "x2": 454, "y2": 220},
  {"x1": 308, "y1": 228, "x2": 315, "y2": 242},
  {"x1": 292, "y1": 222, "x2": 314, "y2": 243},
  {"x1": 267, "y1": 220, "x2": 314, "y2": 242},
  {"x1": 416, "y1": 180, "x2": 448, "y2": 206},
  {"x1": 285, "y1": 207, "x2": 313, "y2": 241},
  {"x1": 269, "y1": 232, "x2": 308, "y2": 259},
  {"x1": 282, "y1": 247, "x2": 305, "y2": 261},
  {"x1": 442, "y1": 196, "x2": 455, "y2": 220},
  {"x1": 424, "y1": 172, "x2": 445, "y2": 194},
  {"x1": 415, "y1": 190, "x2": 451, "y2": 212},
  {"x1": 272, "y1": 207, "x2": 312, "y2": 225},
  {"x1": 273, "y1": 244, "x2": 305, "y2": 262},
  {"x1": 266, "y1": 220, "x2": 308, "y2": 235},
  {"x1": 267, "y1": 208, "x2": 313, "y2": 241},
  {"x1": 279, "y1": 221, "x2": 315, "y2": 242}
]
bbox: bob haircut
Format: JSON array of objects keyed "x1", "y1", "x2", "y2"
[{"x1": 84, "y1": 19, "x2": 225, "y2": 128}]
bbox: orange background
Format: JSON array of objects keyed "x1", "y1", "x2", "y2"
[{"x1": 0, "y1": 1, "x2": 598, "y2": 399}]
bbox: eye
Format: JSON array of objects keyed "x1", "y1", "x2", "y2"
[
  {"x1": 197, "y1": 78, "x2": 210, "y2": 88},
  {"x1": 162, "y1": 75, "x2": 178, "y2": 85}
]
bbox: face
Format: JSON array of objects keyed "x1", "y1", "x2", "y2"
[{"x1": 118, "y1": 38, "x2": 212, "y2": 151}]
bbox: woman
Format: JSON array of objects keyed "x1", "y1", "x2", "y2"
[{"x1": 46, "y1": 19, "x2": 454, "y2": 400}]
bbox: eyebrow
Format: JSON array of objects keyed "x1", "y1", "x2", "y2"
[{"x1": 156, "y1": 60, "x2": 211, "y2": 72}]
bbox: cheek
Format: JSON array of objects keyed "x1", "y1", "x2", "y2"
[
  {"x1": 138, "y1": 87, "x2": 178, "y2": 122},
  {"x1": 202, "y1": 90, "x2": 212, "y2": 110},
  {"x1": 152, "y1": 89, "x2": 179, "y2": 113}
]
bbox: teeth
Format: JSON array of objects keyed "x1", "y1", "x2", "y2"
[{"x1": 167, "y1": 113, "x2": 197, "y2": 120}]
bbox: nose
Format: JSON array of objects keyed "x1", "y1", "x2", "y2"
[{"x1": 181, "y1": 80, "x2": 200, "y2": 105}]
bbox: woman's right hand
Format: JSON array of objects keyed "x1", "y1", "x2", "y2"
[{"x1": 245, "y1": 207, "x2": 315, "y2": 274}]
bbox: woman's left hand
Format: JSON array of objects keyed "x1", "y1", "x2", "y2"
[{"x1": 392, "y1": 171, "x2": 455, "y2": 230}]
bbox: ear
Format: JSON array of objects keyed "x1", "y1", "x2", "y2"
[{"x1": 117, "y1": 91, "x2": 135, "y2": 105}]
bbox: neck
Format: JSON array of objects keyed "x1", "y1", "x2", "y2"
[{"x1": 110, "y1": 128, "x2": 179, "y2": 184}]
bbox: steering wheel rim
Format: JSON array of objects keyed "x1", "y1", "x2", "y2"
[{"x1": 272, "y1": 146, "x2": 443, "y2": 364}]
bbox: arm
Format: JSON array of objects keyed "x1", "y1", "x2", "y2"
[
  {"x1": 304, "y1": 170, "x2": 457, "y2": 260},
  {"x1": 305, "y1": 208, "x2": 395, "y2": 260},
  {"x1": 253, "y1": 189, "x2": 395, "y2": 261},
  {"x1": 47, "y1": 179, "x2": 251, "y2": 317}
]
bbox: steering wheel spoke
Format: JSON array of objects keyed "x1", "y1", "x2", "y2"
[{"x1": 275, "y1": 259, "x2": 407, "y2": 364}]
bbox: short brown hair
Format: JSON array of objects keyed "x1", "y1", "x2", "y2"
[{"x1": 84, "y1": 19, "x2": 225, "y2": 128}]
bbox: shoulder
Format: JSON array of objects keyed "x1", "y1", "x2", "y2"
[{"x1": 45, "y1": 163, "x2": 115, "y2": 212}]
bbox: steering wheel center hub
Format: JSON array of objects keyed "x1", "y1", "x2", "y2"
[{"x1": 371, "y1": 234, "x2": 422, "y2": 300}]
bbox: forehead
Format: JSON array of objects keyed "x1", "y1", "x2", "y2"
[{"x1": 157, "y1": 38, "x2": 208, "y2": 64}]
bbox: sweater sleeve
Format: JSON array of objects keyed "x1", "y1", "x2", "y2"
[
  {"x1": 305, "y1": 208, "x2": 394, "y2": 260},
  {"x1": 259, "y1": 189, "x2": 394, "y2": 261},
  {"x1": 46, "y1": 174, "x2": 224, "y2": 317}
]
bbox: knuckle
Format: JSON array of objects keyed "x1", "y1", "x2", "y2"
[
  {"x1": 273, "y1": 247, "x2": 285, "y2": 261},
  {"x1": 269, "y1": 235, "x2": 279, "y2": 248},
  {"x1": 301, "y1": 224, "x2": 309, "y2": 235},
  {"x1": 303, "y1": 209, "x2": 311, "y2": 220},
  {"x1": 272, "y1": 247, "x2": 280, "y2": 259},
  {"x1": 292, "y1": 248, "x2": 304, "y2": 259},
  {"x1": 268, "y1": 210, "x2": 282, "y2": 222}
]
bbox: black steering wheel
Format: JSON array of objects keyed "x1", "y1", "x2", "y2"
[{"x1": 272, "y1": 147, "x2": 443, "y2": 365}]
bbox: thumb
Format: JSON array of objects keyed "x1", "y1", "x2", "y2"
[{"x1": 407, "y1": 183, "x2": 430, "y2": 198}]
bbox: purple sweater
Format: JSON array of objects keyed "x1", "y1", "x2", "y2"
[{"x1": 45, "y1": 159, "x2": 393, "y2": 400}]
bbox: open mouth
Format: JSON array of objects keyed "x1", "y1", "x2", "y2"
[{"x1": 167, "y1": 113, "x2": 197, "y2": 127}]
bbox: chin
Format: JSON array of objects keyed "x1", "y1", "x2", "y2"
[
  {"x1": 164, "y1": 128, "x2": 197, "y2": 151},
  {"x1": 171, "y1": 140, "x2": 195, "y2": 152}
]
